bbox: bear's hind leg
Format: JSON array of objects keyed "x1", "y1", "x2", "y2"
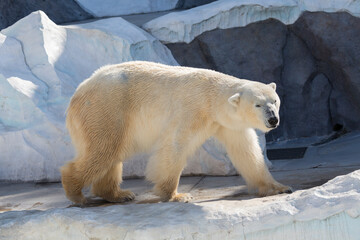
[
  {"x1": 91, "y1": 161, "x2": 135, "y2": 202},
  {"x1": 62, "y1": 149, "x2": 124, "y2": 204},
  {"x1": 61, "y1": 159, "x2": 87, "y2": 204}
]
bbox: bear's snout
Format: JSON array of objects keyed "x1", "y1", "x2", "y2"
[{"x1": 267, "y1": 117, "x2": 278, "y2": 128}]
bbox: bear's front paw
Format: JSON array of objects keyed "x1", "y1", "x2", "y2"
[
  {"x1": 169, "y1": 193, "x2": 193, "y2": 203},
  {"x1": 258, "y1": 183, "x2": 293, "y2": 197}
]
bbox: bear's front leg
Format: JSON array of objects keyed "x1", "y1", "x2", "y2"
[
  {"x1": 145, "y1": 144, "x2": 192, "y2": 202},
  {"x1": 215, "y1": 127, "x2": 292, "y2": 196}
]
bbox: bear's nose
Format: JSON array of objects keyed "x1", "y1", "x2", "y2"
[{"x1": 268, "y1": 117, "x2": 278, "y2": 127}]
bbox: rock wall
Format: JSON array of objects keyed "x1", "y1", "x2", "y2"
[
  {"x1": 144, "y1": 0, "x2": 360, "y2": 44},
  {"x1": 167, "y1": 12, "x2": 360, "y2": 141},
  {"x1": 176, "y1": 0, "x2": 216, "y2": 9},
  {"x1": 0, "y1": 0, "x2": 92, "y2": 30}
]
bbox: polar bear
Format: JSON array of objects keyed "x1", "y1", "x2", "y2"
[{"x1": 61, "y1": 61, "x2": 291, "y2": 204}]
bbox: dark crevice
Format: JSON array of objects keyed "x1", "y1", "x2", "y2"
[{"x1": 197, "y1": 39, "x2": 218, "y2": 71}]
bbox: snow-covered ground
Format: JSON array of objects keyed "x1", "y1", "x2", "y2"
[
  {"x1": 1, "y1": 169, "x2": 359, "y2": 239},
  {"x1": 144, "y1": 0, "x2": 360, "y2": 43},
  {"x1": 1, "y1": 132, "x2": 360, "y2": 239}
]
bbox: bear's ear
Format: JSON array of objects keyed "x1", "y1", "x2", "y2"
[
  {"x1": 228, "y1": 93, "x2": 241, "y2": 107},
  {"x1": 268, "y1": 82, "x2": 276, "y2": 90}
]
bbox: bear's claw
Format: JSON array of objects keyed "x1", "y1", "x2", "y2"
[{"x1": 284, "y1": 189, "x2": 293, "y2": 194}]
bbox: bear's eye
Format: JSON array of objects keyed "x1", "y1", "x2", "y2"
[
  {"x1": 255, "y1": 104, "x2": 261, "y2": 108},
  {"x1": 274, "y1": 100, "x2": 277, "y2": 104}
]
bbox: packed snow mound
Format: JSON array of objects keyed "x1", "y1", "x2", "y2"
[
  {"x1": 0, "y1": 11, "x2": 177, "y2": 181},
  {"x1": 1, "y1": 170, "x2": 360, "y2": 239},
  {"x1": 143, "y1": 0, "x2": 360, "y2": 43},
  {"x1": 75, "y1": 0, "x2": 178, "y2": 17}
]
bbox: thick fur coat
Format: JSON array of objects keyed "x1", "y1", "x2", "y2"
[{"x1": 61, "y1": 61, "x2": 291, "y2": 204}]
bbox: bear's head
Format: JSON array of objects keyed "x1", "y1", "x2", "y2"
[{"x1": 227, "y1": 82, "x2": 280, "y2": 133}]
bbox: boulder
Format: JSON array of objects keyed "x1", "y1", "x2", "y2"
[
  {"x1": 291, "y1": 12, "x2": 360, "y2": 131},
  {"x1": 167, "y1": 12, "x2": 360, "y2": 140}
]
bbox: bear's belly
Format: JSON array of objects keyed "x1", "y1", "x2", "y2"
[{"x1": 132, "y1": 109, "x2": 172, "y2": 152}]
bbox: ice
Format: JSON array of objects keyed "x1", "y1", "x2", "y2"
[{"x1": 143, "y1": 0, "x2": 360, "y2": 43}]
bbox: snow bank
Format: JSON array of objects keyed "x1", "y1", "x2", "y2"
[
  {"x1": 0, "y1": 11, "x2": 177, "y2": 181},
  {"x1": 143, "y1": 0, "x2": 360, "y2": 43},
  {"x1": 1, "y1": 170, "x2": 359, "y2": 239},
  {"x1": 75, "y1": 0, "x2": 178, "y2": 17}
]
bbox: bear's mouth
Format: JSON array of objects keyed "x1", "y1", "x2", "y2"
[
  {"x1": 265, "y1": 121, "x2": 279, "y2": 129},
  {"x1": 266, "y1": 124, "x2": 278, "y2": 129}
]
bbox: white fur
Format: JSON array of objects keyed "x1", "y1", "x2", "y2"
[{"x1": 61, "y1": 61, "x2": 290, "y2": 204}]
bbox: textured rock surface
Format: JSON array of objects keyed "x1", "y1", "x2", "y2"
[
  {"x1": 0, "y1": 0, "x2": 92, "y2": 30},
  {"x1": 144, "y1": 0, "x2": 300, "y2": 43},
  {"x1": 144, "y1": 0, "x2": 360, "y2": 44},
  {"x1": 167, "y1": 12, "x2": 360, "y2": 140},
  {"x1": 291, "y1": 12, "x2": 360, "y2": 131}
]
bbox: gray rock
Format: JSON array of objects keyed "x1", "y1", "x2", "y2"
[
  {"x1": 278, "y1": 32, "x2": 330, "y2": 139},
  {"x1": 167, "y1": 12, "x2": 360, "y2": 140},
  {"x1": 168, "y1": 19, "x2": 287, "y2": 83},
  {"x1": 291, "y1": 12, "x2": 360, "y2": 131},
  {"x1": 0, "y1": 0, "x2": 93, "y2": 30},
  {"x1": 176, "y1": 0, "x2": 217, "y2": 9}
]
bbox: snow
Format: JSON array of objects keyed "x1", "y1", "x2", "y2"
[
  {"x1": 143, "y1": 0, "x2": 360, "y2": 43},
  {"x1": 1, "y1": 170, "x2": 359, "y2": 239},
  {"x1": 74, "y1": 0, "x2": 178, "y2": 17},
  {"x1": 0, "y1": 11, "x2": 177, "y2": 181}
]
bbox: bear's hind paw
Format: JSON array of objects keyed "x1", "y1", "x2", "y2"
[{"x1": 169, "y1": 193, "x2": 193, "y2": 203}]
